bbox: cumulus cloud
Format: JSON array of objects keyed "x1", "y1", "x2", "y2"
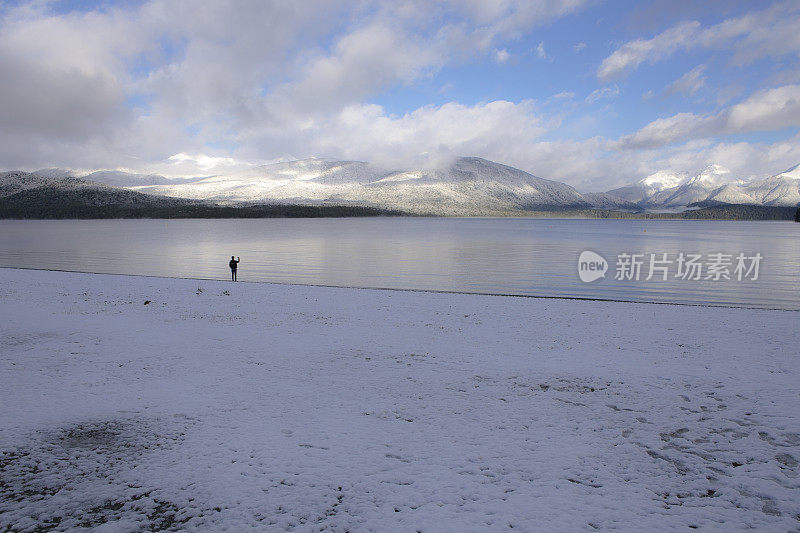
[
  {"x1": 271, "y1": 22, "x2": 442, "y2": 117},
  {"x1": 301, "y1": 100, "x2": 548, "y2": 169},
  {"x1": 617, "y1": 85, "x2": 800, "y2": 149},
  {"x1": 0, "y1": 0, "x2": 346, "y2": 169},
  {"x1": 0, "y1": 5, "x2": 135, "y2": 141},
  {"x1": 598, "y1": 2, "x2": 800, "y2": 81},
  {"x1": 0, "y1": 0, "x2": 591, "y2": 173}
]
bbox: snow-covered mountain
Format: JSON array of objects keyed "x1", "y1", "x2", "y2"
[
  {"x1": 606, "y1": 170, "x2": 691, "y2": 204},
  {"x1": 31, "y1": 168, "x2": 75, "y2": 180},
  {"x1": 703, "y1": 183, "x2": 757, "y2": 205},
  {"x1": 0, "y1": 172, "x2": 208, "y2": 219},
  {"x1": 606, "y1": 164, "x2": 800, "y2": 209},
  {"x1": 647, "y1": 165, "x2": 733, "y2": 207},
  {"x1": 31, "y1": 168, "x2": 208, "y2": 187},
  {"x1": 0, "y1": 171, "x2": 52, "y2": 197},
  {"x1": 128, "y1": 157, "x2": 638, "y2": 214},
  {"x1": 744, "y1": 164, "x2": 800, "y2": 206},
  {"x1": 5, "y1": 158, "x2": 797, "y2": 216},
  {"x1": 5, "y1": 159, "x2": 641, "y2": 216},
  {"x1": 0, "y1": 172, "x2": 189, "y2": 205},
  {"x1": 82, "y1": 170, "x2": 207, "y2": 187}
]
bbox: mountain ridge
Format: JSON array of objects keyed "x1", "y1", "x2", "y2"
[
  {"x1": 3, "y1": 156, "x2": 799, "y2": 216},
  {"x1": 122, "y1": 156, "x2": 640, "y2": 215},
  {"x1": 606, "y1": 164, "x2": 800, "y2": 209}
]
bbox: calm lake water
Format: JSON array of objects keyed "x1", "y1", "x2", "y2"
[{"x1": 1, "y1": 218, "x2": 798, "y2": 309}]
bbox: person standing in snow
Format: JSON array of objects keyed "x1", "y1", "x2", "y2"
[{"x1": 229, "y1": 256, "x2": 240, "y2": 281}]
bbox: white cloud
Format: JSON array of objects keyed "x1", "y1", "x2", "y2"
[
  {"x1": 715, "y1": 84, "x2": 743, "y2": 106},
  {"x1": 535, "y1": 41, "x2": 546, "y2": 59},
  {"x1": 585, "y1": 85, "x2": 620, "y2": 103},
  {"x1": 168, "y1": 153, "x2": 240, "y2": 171},
  {"x1": 598, "y1": 2, "x2": 800, "y2": 81},
  {"x1": 0, "y1": 0, "x2": 346, "y2": 169},
  {"x1": 549, "y1": 91, "x2": 576, "y2": 100},
  {"x1": 573, "y1": 42, "x2": 586, "y2": 52},
  {"x1": 598, "y1": 21, "x2": 700, "y2": 80},
  {"x1": 272, "y1": 22, "x2": 441, "y2": 116},
  {"x1": 665, "y1": 65, "x2": 707, "y2": 96},
  {"x1": 445, "y1": 0, "x2": 590, "y2": 38},
  {"x1": 617, "y1": 113, "x2": 707, "y2": 150},
  {"x1": 306, "y1": 100, "x2": 548, "y2": 169},
  {"x1": 0, "y1": 0, "x2": 592, "y2": 174},
  {"x1": 725, "y1": 84, "x2": 800, "y2": 131},
  {"x1": 0, "y1": 6, "x2": 136, "y2": 141},
  {"x1": 494, "y1": 48, "x2": 510, "y2": 63},
  {"x1": 617, "y1": 84, "x2": 800, "y2": 149}
]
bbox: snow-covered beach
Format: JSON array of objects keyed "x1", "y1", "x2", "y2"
[{"x1": 1, "y1": 267, "x2": 798, "y2": 531}]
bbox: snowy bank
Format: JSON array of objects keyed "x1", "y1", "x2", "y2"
[{"x1": 0, "y1": 268, "x2": 798, "y2": 531}]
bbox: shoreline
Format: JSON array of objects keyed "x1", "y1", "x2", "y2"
[
  {"x1": 1, "y1": 268, "x2": 798, "y2": 530},
  {"x1": 3, "y1": 266, "x2": 797, "y2": 312}
]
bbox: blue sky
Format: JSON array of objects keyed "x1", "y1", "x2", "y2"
[{"x1": 1, "y1": 0, "x2": 799, "y2": 190}]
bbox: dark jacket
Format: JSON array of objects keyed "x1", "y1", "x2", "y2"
[{"x1": 229, "y1": 259, "x2": 239, "y2": 269}]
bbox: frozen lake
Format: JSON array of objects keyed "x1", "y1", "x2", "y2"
[{"x1": 0, "y1": 218, "x2": 798, "y2": 309}]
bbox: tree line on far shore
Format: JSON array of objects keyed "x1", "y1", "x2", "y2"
[{"x1": 0, "y1": 183, "x2": 797, "y2": 220}]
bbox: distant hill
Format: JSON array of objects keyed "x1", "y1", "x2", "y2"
[
  {"x1": 606, "y1": 164, "x2": 800, "y2": 209},
  {"x1": 82, "y1": 170, "x2": 207, "y2": 187},
  {"x1": 1, "y1": 159, "x2": 798, "y2": 219},
  {"x1": 0, "y1": 171, "x2": 52, "y2": 198},
  {"x1": 126, "y1": 156, "x2": 640, "y2": 215},
  {"x1": 0, "y1": 174, "x2": 197, "y2": 218},
  {"x1": 0, "y1": 173, "x2": 403, "y2": 219}
]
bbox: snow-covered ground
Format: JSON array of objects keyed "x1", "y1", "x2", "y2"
[{"x1": 1, "y1": 268, "x2": 798, "y2": 531}]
